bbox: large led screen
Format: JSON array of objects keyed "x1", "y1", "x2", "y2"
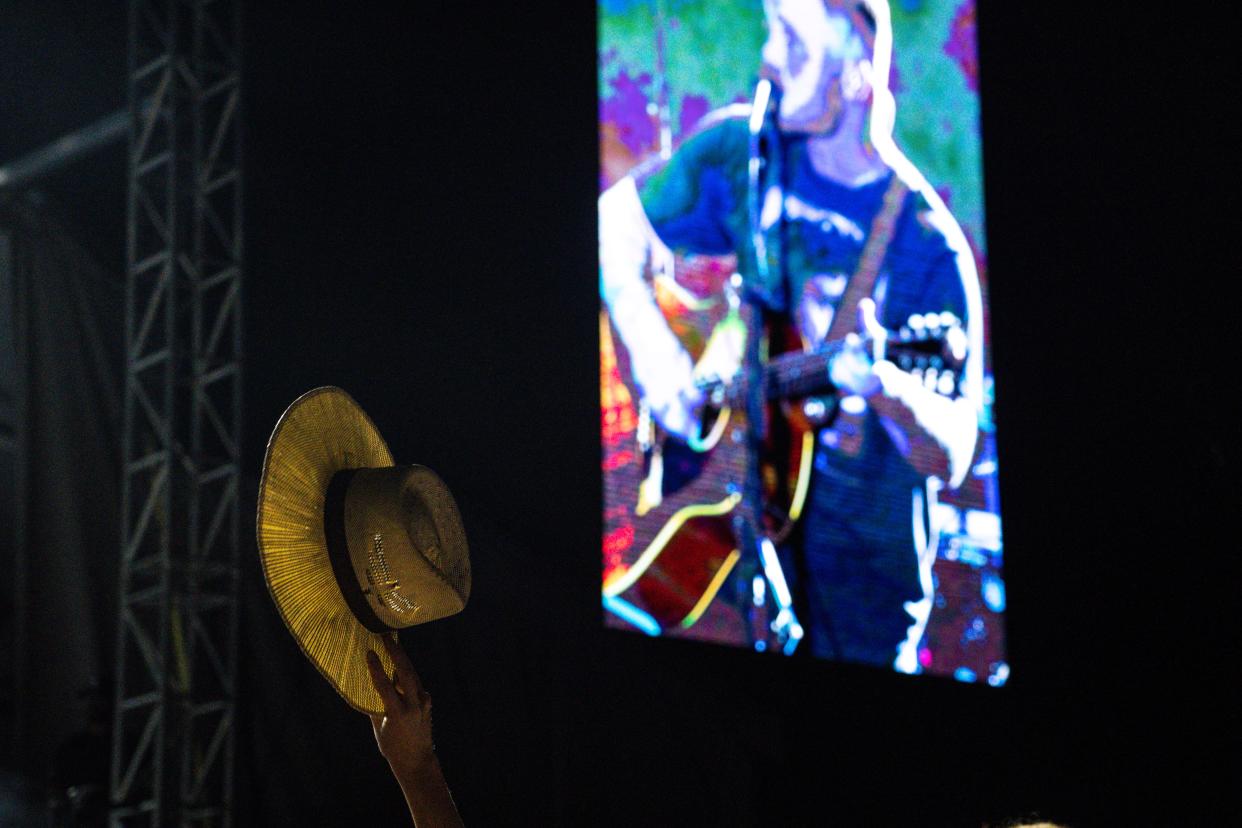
[{"x1": 599, "y1": 0, "x2": 1005, "y2": 684}]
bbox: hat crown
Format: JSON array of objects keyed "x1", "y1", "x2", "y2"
[
  {"x1": 341, "y1": 466, "x2": 471, "y2": 630},
  {"x1": 258, "y1": 386, "x2": 472, "y2": 713}
]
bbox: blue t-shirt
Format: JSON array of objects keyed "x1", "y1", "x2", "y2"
[{"x1": 637, "y1": 114, "x2": 971, "y2": 609}]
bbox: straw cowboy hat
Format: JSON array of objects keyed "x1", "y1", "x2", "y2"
[{"x1": 257, "y1": 386, "x2": 471, "y2": 714}]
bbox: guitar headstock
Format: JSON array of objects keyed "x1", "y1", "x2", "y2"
[{"x1": 886, "y1": 312, "x2": 967, "y2": 397}]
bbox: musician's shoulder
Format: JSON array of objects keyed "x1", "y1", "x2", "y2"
[
  {"x1": 630, "y1": 106, "x2": 750, "y2": 186},
  {"x1": 678, "y1": 105, "x2": 751, "y2": 149},
  {"x1": 689, "y1": 103, "x2": 752, "y2": 131},
  {"x1": 886, "y1": 169, "x2": 967, "y2": 248}
]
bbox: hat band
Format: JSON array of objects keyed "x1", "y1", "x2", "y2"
[{"x1": 324, "y1": 469, "x2": 393, "y2": 634}]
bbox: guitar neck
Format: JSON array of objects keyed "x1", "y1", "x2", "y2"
[
  {"x1": 717, "y1": 342, "x2": 846, "y2": 407},
  {"x1": 707, "y1": 330, "x2": 956, "y2": 406},
  {"x1": 764, "y1": 345, "x2": 844, "y2": 401}
]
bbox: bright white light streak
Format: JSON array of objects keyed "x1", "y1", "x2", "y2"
[{"x1": 759, "y1": 536, "x2": 793, "y2": 609}]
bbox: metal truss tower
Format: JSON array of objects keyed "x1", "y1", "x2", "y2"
[{"x1": 111, "y1": 0, "x2": 243, "y2": 825}]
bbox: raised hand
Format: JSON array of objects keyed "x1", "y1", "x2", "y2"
[
  {"x1": 365, "y1": 637, "x2": 463, "y2": 827},
  {"x1": 366, "y1": 636, "x2": 434, "y2": 775}
]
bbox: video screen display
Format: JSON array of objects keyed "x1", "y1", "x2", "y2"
[{"x1": 599, "y1": 0, "x2": 1006, "y2": 684}]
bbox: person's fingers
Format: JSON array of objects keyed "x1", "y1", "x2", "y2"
[
  {"x1": 857, "y1": 298, "x2": 886, "y2": 360},
  {"x1": 368, "y1": 713, "x2": 384, "y2": 740},
  {"x1": 365, "y1": 649, "x2": 405, "y2": 715},
  {"x1": 857, "y1": 297, "x2": 877, "y2": 328},
  {"x1": 381, "y1": 634, "x2": 425, "y2": 698}
]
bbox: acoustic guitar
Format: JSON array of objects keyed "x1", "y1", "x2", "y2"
[{"x1": 603, "y1": 300, "x2": 965, "y2": 641}]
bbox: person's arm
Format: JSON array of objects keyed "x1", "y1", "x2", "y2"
[
  {"x1": 831, "y1": 296, "x2": 979, "y2": 488},
  {"x1": 599, "y1": 176, "x2": 702, "y2": 440},
  {"x1": 829, "y1": 189, "x2": 985, "y2": 489},
  {"x1": 598, "y1": 118, "x2": 746, "y2": 440},
  {"x1": 365, "y1": 636, "x2": 463, "y2": 827},
  {"x1": 868, "y1": 355, "x2": 978, "y2": 486}
]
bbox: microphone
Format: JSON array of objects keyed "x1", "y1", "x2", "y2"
[
  {"x1": 748, "y1": 77, "x2": 781, "y2": 293},
  {"x1": 749, "y1": 77, "x2": 775, "y2": 137}
]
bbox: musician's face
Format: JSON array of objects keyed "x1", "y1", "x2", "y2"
[{"x1": 762, "y1": 0, "x2": 873, "y2": 134}]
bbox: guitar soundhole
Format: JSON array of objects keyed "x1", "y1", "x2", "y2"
[{"x1": 658, "y1": 438, "x2": 709, "y2": 497}]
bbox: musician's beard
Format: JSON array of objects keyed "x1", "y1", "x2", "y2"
[{"x1": 776, "y1": 74, "x2": 847, "y2": 136}]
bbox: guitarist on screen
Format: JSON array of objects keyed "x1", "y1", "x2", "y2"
[{"x1": 599, "y1": 0, "x2": 983, "y2": 671}]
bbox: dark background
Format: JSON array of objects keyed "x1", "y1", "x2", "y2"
[{"x1": 2, "y1": 1, "x2": 1238, "y2": 824}]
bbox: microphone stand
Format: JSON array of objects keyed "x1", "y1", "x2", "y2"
[{"x1": 741, "y1": 79, "x2": 803, "y2": 655}]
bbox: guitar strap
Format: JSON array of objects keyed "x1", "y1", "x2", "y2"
[{"x1": 823, "y1": 174, "x2": 910, "y2": 345}]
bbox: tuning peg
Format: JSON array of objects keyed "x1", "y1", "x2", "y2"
[
  {"x1": 939, "y1": 311, "x2": 958, "y2": 329},
  {"x1": 938, "y1": 372, "x2": 956, "y2": 396},
  {"x1": 924, "y1": 367, "x2": 939, "y2": 389},
  {"x1": 907, "y1": 314, "x2": 925, "y2": 334},
  {"x1": 946, "y1": 324, "x2": 968, "y2": 363},
  {"x1": 802, "y1": 397, "x2": 829, "y2": 423},
  {"x1": 922, "y1": 312, "x2": 941, "y2": 331}
]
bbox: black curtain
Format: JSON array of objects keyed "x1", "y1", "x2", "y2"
[
  {"x1": 0, "y1": 196, "x2": 122, "y2": 798},
  {"x1": 234, "y1": 495, "x2": 580, "y2": 825}
]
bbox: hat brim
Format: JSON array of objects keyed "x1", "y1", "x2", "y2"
[{"x1": 257, "y1": 386, "x2": 398, "y2": 715}]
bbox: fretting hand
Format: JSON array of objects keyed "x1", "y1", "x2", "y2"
[{"x1": 828, "y1": 297, "x2": 887, "y2": 397}]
